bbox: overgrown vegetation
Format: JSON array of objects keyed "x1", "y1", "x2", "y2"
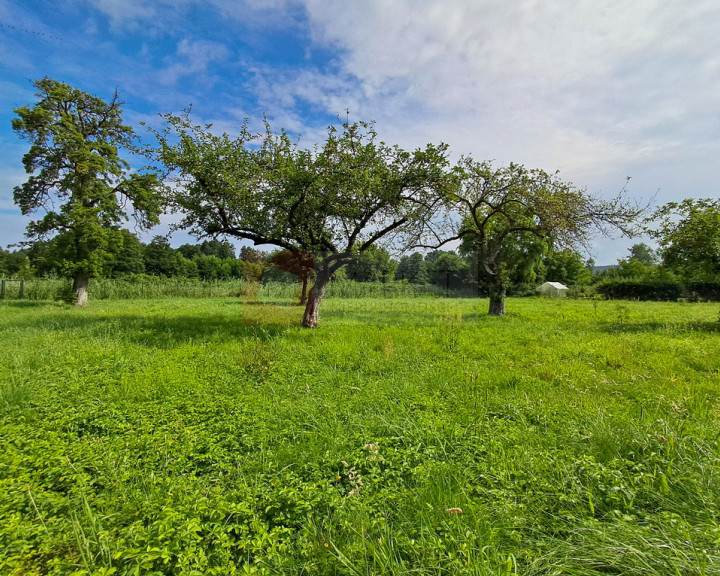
[
  {"x1": 1, "y1": 297, "x2": 719, "y2": 575},
  {"x1": 0, "y1": 277, "x2": 472, "y2": 303}
]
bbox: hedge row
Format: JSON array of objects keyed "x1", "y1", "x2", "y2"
[
  {"x1": 686, "y1": 279, "x2": 720, "y2": 301},
  {"x1": 595, "y1": 277, "x2": 720, "y2": 301}
]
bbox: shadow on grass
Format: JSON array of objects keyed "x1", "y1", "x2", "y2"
[
  {"x1": 0, "y1": 300, "x2": 64, "y2": 309},
  {"x1": 225, "y1": 299, "x2": 300, "y2": 307},
  {"x1": 598, "y1": 321, "x2": 720, "y2": 334},
  {"x1": 319, "y1": 308, "x2": 484, "y2": 326},
  {"x1": 5, "y1": 308, "x2": 300, "y2": 348}
]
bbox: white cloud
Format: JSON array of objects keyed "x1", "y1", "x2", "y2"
[
  {"x1": 89, "y1": 0, "x2": 158, "y2": 28},
  {"x1": 87, "y1": 0, "x2": 299, "y2": 31},
  {"x1": 233, "y1": 0, "x2": 720, "y2": 262},
  {"x1": 7, "y1": 0, "x2": 717, "y2": 262},
  {"x1": 286, "y1": 0, "x2": 720, "y2": 187},
  {"x1": 158, "y1": 38, "x2": 230, "y2": 85},
  {"x1": 83, "y1": 18, "x2": 99, "y2": 36}
]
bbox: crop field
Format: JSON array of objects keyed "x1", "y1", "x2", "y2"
[{"x1": 1, "y1": 297, "x2": 719, "y2": 575}]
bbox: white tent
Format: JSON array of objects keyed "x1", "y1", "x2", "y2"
[{"x1": 537, "y1": 281, "x2": 569, "y2": 297}]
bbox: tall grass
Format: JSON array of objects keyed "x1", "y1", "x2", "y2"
[
  {"x1": 0, "y1": 277, "x2": 472, "y2": 302},
  {"x1": 1, "y1": 298, "x2": 719, "y2": 575},
  {"x1": 0, "y1": 277, "x2": 245, "y2": 301}
]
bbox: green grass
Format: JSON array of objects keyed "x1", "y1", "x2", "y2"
[
  {"x1": 1, "y1": 297, "x2": 719, "y2": 575},
  {"x1": 0, "y1": 278, "x2": 453, "y2": 302}
]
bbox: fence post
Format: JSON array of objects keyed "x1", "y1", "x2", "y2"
[
  {"x1": 1, "y1": 280, "x2": 5, "y2": 300},
  {"x1": 19, "y1": 280, "x2": 24, "y2": 298}
]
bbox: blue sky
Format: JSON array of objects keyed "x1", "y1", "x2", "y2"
[{"x1": 1, "y1": 0, "x2": 719, "y2": 264}]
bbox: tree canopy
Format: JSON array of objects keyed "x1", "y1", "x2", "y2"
[
  {"x1": 396, "y1": 252, "x2": 429, "y2": 284},
  {"x1": 151, "y1": 115, "x2": 455, "y2": 326},
  {"x1": 649, "y1": 199, "x2": 720, "y2": 278},
  {"x1": 428, "y1": 159, "x2": 642, "y2": 314},
  {"x1": 12, "y1": 78, "x2": 162, "y2": 305}
]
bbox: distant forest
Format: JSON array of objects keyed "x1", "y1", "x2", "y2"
[
  {"x1": 5, "y1": 230, "x2": 710, "y2": 299},
  {"x1": 0, "y1": 231, "x2": 599, "y2": 291}
]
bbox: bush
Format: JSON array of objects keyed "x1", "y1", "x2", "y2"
[
  {"x1": 595, "y1": 278, "x2": 683, "y2": 301},
  {"x1": 686, "y1": 278, "x2": 720, "y2": 301},
  {"x1": 567, "y1": 285, "x2": 595, "y2": 299}
]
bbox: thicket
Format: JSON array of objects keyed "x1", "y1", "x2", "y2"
[
  {"x1": 686, "y1": 278, "x2": 720, "y2": 301},
  {"x1": 593, "y1": 277, "x2": 720, "y2": 302},
  {"x1": 5, "y1": 271, "x2": 719, "y2": 303},
  {"x1": 595, "y1": 278, "x2": 684, "y2": 301}
]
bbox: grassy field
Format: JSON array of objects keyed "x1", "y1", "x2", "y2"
[{"x1": 1, "y1": 297, "x2": 719, "y2": 575}]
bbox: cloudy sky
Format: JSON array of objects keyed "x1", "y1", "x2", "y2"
[{"x1": 1, "y1": 0, "x2": 718, "y2": 263}]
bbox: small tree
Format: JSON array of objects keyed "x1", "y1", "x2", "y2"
[
  {"x1": 427, "y1": 159, "x2": 642, "y2": 315},
  {"x1": 12, "y1": 78, "x2": 162, "y2": 305},
  {"x1": 627, "y1": 242, "x2": 658, "y2": 266},
  {"x1": 460, "y1": 226, "x2": 549, "y2": 294},
  {"x1": 343, "y1": 245, "x2": 397, "y2": 283},
  {"x1": 151, "y1": 115, "x2": 454, "y2": 327},
  {"x1": 144, "y1": 236, "x2": 192, "y2": 277},
  {"x1": 396, "y1": 252, "x2": 429, "y2": 284},
  {"x1": 425, "y1": 251, "x2": 473, "y2": 293},
  {"x1": 543, "y1": 249, "x2": 592, "y2": 286},
  {"x1": 109, "y1": 230, "x2": 147, "y2": 276}
]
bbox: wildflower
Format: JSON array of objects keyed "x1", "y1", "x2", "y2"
[
  {"x1": 362, "y1": 442, "x2": 385, "y2": 462},
  {"x1": 341, "y1": 460, "x2": 363, "y2": 496}
]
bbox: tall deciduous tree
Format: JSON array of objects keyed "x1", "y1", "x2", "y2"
[
  {"x1": 627, "y1": 242, "x2": 659, "y2": 266},
  {"x1": 428, "y1": 159, "x2": 641, "y2": 315},
  {"x1": 396, "y1": 252, "x2": 428, "y2": 284},
  {"x1": 648, "y1": 199, "x2": 720, "y2": 278},
  {"x1": 151, "y1": 115, "x2": 454, "y2": 327},
  {"x1": 12, "y1": 78, "x2": 162, "y2": 305},
  {"x1": 109, "y1": 230, "x2": 147, "y2": 276},
  {"x1": 543, "y1": 249, "x2": 592, "y2": 286},
  {"x1": 460, "y1": 225, "x2": 549, "y2": 293},
  {"x1": 343, "y1": 245, "x2": 397, "y2": 283}
]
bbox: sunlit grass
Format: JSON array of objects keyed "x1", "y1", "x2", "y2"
[{"x1": 1, "y1": 297, "x2": 719, "y2": 575}]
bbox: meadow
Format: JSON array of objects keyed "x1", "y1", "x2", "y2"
[{"x1": 1, "y1": 296, "x2": 719, "y2": 575}]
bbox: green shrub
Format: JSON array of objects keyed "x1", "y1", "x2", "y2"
[
  {"x1": 595, "y1": 278, "x2": 683, "y2": 301},
  {"x1": 686, "y1": 278, "x2": 720, "y2": 301}
]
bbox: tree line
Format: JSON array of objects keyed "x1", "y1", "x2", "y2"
[
  {"x1": 8, "y1": 78, "x2": 718, "y2": 325},
  {"x1": 0, "y1": 232, "x2": 591, "y2": 290}
]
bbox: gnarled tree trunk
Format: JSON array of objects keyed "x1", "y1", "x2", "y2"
[
  {"x1": 302, "y1": 269, "x2": 331, "y2": 327},
  {"x1": 298, "y1": 274, "x2": 309, "y2": 306},
  {"x1": 484, "y1": 260, "x2": 507, "y2": 316},
  {"x1": 488, "y1": 283, "x2": 506, "y2": 315},
  {"x1": 73, "y1": 274, "x2": 90, "y2": 307}
]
